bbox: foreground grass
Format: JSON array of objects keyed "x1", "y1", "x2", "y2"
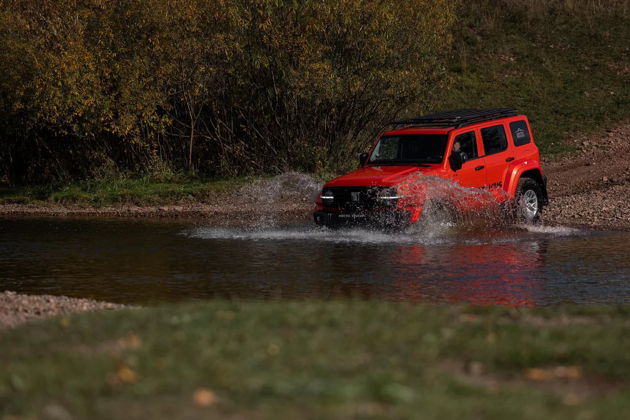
[
  {"x1": 0, "y1": 174, "x2": 255, "y2": 206},
  {"x1": 1, "y1": 302, "x2": 629, "y2": 419}
]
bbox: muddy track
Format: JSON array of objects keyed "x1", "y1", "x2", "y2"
[{"x1": 542, "y1": 122, "x2": 630, "y2": 230}]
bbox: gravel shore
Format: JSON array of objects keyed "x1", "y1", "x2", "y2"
[
  {"x1": 542, "y1": 122, "x2": 630, "y2": 230},
  {"x1": 0, "y1": 291, "x2": 125, "y2": 330},
  {"x1": 0, "y1": 203, "x2": 312, "y2": 224}
]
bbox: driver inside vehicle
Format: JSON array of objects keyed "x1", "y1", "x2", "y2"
[{"x1": 452, "y1": 140, "x2": 468, "y2": 162}]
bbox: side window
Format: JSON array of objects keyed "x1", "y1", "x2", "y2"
[
  {"x1": 509, "y1": 120, "x2": 531, "y2": 146},
  {"x1": 453, "y1": 131, "x2": 478, "y2": 161},
  {"x1": 481, "y1": 124, "x2": 508, "y2": 155}
]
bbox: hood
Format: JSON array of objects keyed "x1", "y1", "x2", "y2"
[{"x1": 325, "y1": 165, "x2": 445, "y2": 188}]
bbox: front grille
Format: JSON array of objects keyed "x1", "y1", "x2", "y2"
[{"x1": 324, "y1": 187, "x2": 397, "y2": 211}]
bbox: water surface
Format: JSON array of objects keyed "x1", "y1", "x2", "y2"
[{"x1": 1, "y1": 218, "x2": 628, "y2": 306}]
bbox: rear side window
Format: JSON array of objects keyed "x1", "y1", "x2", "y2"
[
  {"x1": 481, "y1": 125, "x2": 508, "y2": 155},
  {"x1": 453, "y1": 131, "x2": 478, "y2": 161},
  {"x1": 509, "y1": 120, "x2": 531, "y2": 146}
]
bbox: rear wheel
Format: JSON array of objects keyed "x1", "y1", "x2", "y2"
[{"x1": 515, "y1": 178, "x2": 543, "y2": 223}]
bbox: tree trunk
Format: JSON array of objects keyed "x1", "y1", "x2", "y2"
[{"x1": 188, "y1": 121, "x2": 195, "y2": 173}]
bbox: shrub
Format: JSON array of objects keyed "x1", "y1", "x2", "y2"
[{"x1": 0, "y1": 0, "x2": 455, "y2": 183}]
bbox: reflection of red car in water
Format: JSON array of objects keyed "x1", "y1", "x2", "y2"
[
  {"x1": 390, "y1": 238, "x2": 543, "y2": 306},
  {"x1": 315, "y1": 109, "x2": 548, "y2": 227},
  {"x1": 316, "y1": 234, "x2": 545, "y2": 306}
]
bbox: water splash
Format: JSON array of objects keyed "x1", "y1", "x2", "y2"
[
  {"x1": 236, "y1": 171, "x2": 322, "y2": 203},
  {"x1": 219, "y1": 171, "x2": 574, "y2": 237},
  {"x1": 185, "y1": 226, "x2": 452, "y2": 245},
  {"x1": 228, "y1": 172, "x2": 322, "y2": 226},
  {"x1": 518, "y1": 224, "x2": 583, "y2": 236},
  {"x1": 397, "y1": 173, "x2": 510, "y2": 234},
  {"x1": 187, "y1": 170, "x2": 586, "y2": 244},
  {"x1": 184, "y1": 222, "x2": 585, "y2": 245}
]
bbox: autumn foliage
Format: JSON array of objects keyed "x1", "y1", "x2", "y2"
[{"x1": 0, "y1": 0, "x2": 455, "y2": 184}]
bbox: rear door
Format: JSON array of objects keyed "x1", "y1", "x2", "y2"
[{"x1": 480, "y1": 123, "x2": 511, "y2": 198}]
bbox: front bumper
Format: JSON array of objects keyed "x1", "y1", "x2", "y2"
[{"x1": 314, "y1": 210, "x2": 412, "y2": 228}]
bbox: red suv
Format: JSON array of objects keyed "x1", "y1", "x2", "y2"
[{"x1": 314, "y1": 109, "x2": 548, "y2": 227}]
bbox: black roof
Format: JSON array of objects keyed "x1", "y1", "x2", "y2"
[{"x1": 391, "y1": 108, "x2": 517, "y2": 129}]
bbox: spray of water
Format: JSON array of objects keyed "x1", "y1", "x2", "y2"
[
  {"x1": 228, "y1": 172, "x2": 322, "y2": 227},
  {"x1": 196, "y1": 171, "x2": 580, "y2": 242},
  {"x1": 397, "y1": 173, "x2": 510, "y2": 236},
  {"x1": 185, "y1": 226, "x2": 451, "y2": 245},
  {"x1": 237, "y1": 171, "x2": 323, "y2": 204},
  {"x1": 184, "y1": 223, "x2": 585, "y2": 245},
  {"x1": 518, "y1": 224, "x2": 582, "y2": 236}
]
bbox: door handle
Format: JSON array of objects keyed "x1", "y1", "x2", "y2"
[
  {"x1": 505, "y1": 157, "x2": 515, "y2": 162},
  {"x1": 475, "y1": 165, "x2": 485, "y2": 171}
]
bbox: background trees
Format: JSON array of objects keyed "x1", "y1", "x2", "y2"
[
  {"x1": 0, "y1": 0, "x2": 454, "y2": 184},
  {"x1": 1, "y1": 0, "x2": 628, "y2": 185}
]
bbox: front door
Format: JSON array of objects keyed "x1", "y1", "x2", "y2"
[{"x1": 451, "y1": 130, "x2": 486, "y2": 188}]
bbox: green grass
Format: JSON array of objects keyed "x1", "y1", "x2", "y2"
[
  {"x1": 2, "y1": 302, "x2": 630, "y2": 419},
  {"x1": 0, "y1": 174, "x2": 255, "y2": 206},
  {"x1": 433, "y1": 2, "x2": 630, "y2": 156}
]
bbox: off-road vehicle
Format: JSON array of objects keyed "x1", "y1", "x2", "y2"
[{"x1": 314, "y1": 108, "x2": 548, "y2": 227}]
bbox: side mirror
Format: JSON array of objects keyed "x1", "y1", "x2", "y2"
[
  {"x1": 359, "y1": 152, "x2": 369, "y2": 167},
  {"x1": 449, "y1": 152, "x2": 463, "y2": 171}
]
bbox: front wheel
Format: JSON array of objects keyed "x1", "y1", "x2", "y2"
[{"x1": 515, "y1": 177, "x2": 543, "y2": 223}]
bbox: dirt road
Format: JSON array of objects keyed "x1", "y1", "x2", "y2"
[{"x1": 543, "y1": 122, "x2": 630, "y2": 229}]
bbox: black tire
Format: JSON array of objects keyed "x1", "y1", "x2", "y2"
[{"x1": 515, "y1": 177, "x2": 543, "y2": 223}]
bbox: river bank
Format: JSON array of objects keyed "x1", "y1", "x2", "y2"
[
  {"x1": 1, "y1": 123, "x2": 628, "y2": 230},
  {"x1": 0, "y1": 291, "x2": 125, "y2": 330},
  {"x1": 542, "y1": 122, "x2": 630, "y2": 230}
]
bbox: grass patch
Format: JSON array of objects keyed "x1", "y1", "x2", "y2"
[
  {"x1": 433, "y1": 1, "x2": 630, "y2": 156},
  {"x1": 1, "y1": 302, "x2": 629, "y2": 419},
  {"x1": 0, "y1": 174, "x2": 255, "y2": 206}
]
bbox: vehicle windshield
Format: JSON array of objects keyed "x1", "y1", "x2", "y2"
[{"x1": 368, "y1": 134, "x2": 448, "y2": 165}]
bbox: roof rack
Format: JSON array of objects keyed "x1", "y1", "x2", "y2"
[{"x1": 391, "y1": 108, "x2": 517, "y2": 129}]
